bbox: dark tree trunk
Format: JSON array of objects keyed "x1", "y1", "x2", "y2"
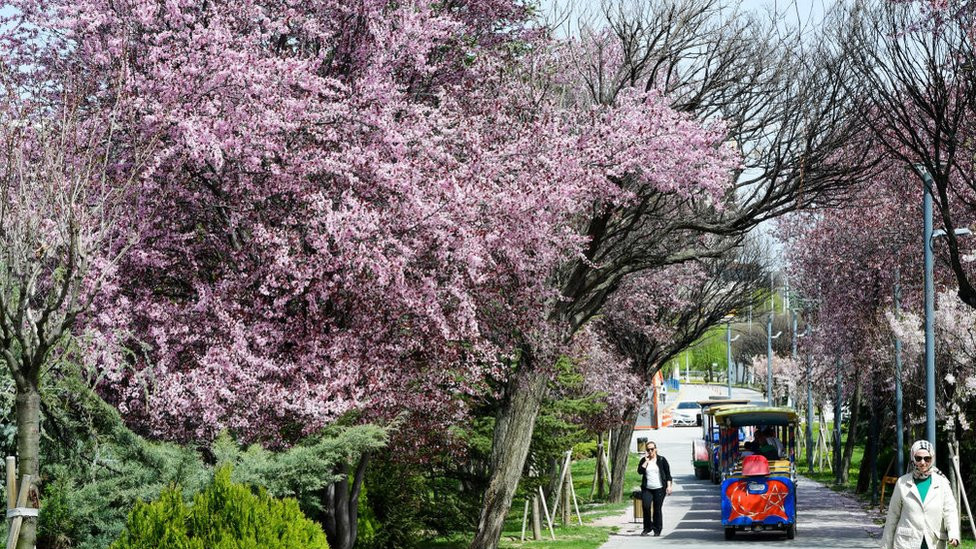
[
  {"x1": 840, "y1": 380, "x2": 863, "y2": 485},
  {"x1": 857, "y1": 399, "x2": 880, "y2": 496},
  {"x1": 544, "y1": 455, "x2": 561, "y2": 504},
  {"x1": 596, "y1": 432, "x2": 606, "y2": 500},
  {"x1": 322, "y1": 454, "x2": 369, "y2": 549},
  {"x1": 609, "y1": 404, "x2": 639, "y2": 503},
  {"x1": 470, "y1": 361, "x2": 548, "y2": 549},
  {"x1": 14, "y1": 382, "x2": 41, "y2": 549}
]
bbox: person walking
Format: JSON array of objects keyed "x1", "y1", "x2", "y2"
[
  {"x1": 880, "y1": 440, "x2": 960, "y2": 549},
  {"x1": 637, "y1": 441, "x2": 673, "y2": 537}
]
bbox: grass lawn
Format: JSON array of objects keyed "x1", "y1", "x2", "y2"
[
  {"x1": 425, "y1": 455, "x2": 644, "y2": 549},
  {"x1": 795, "y1": 421, "x2": 863, "y2": 492}
]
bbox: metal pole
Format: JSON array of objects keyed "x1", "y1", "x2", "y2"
[
  {"x1": 921, "y1": 166, "x2": 937, "y2": 447},
  {"x1": 727, "y1": 322, "x2": 733, "y2": 398},
  {"x1": 791, "y1": 310, "x2": 798, "y2": 361},
  {"x1": 806, "y1": 355, "x2": 814, "y2": 474},
  {"x1": 894, "y1": 267, "x2": 904, "y2": 474},
  {"x1": 685, "y1": 352, "x2": 689, "y2": 383},
  {"x1": 767, "y1": 314, "x2": 774, "y2": 406},
  {"x1": 835, "y1": 358, "x2": 843, "y2": 483},
  {"x1": 783, "y1": 278, "x2": 790, "y2": 314}
]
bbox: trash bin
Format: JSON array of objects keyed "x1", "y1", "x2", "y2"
[
  {"x1": 637, "y1": 437, "x2": 648, "y2": 453},
  {"x1": 631, "y1": 489, "x2": 643, "y2": 522}
]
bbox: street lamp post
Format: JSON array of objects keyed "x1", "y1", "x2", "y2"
[
  {"x1": 806, "y1": 353, "x2": 814, "y2": 474},
  {"x1": 894, "y1": 268, "x2": 904, "y2": 475},
  {"x1": 766, "y1": 314, "x2": 783, "y2": 406},
  {"x1": 922, "y1": 168, "x2": 936, "y2": 447},
  {"x1": 918, "y1": 165, "x2": 973, "y2": 448},
  {"x1": 836, "y1": 357, "x2": 844, "y2": 483},
  {"x1": 727, "y1": 321, "x2": 741, "y2": 398}
]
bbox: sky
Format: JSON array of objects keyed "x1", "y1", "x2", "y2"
[{"x1": 538, "y1": 0, "x2": 833, "y2": 35}]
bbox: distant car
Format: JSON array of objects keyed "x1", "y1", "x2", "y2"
[{"x1": 672, "y1": 401, "x2": 701, "y2": 426}]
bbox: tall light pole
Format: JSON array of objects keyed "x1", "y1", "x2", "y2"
[
  {"x1": 894, "y1": 268, "x2": 904, "y2": 475},
  {"x1": 836, "y1": 356, "x2": 844, "y2": 484},
  {"x1": 921, "y1": 166, "x2": 936, "y2": 447},
  {"x1": 919, "y1": 165, "x2": 973, "y2": 447},
  {"x1": 727, "y1": 320, "x2": 741, "y2": 398},
  {"x1": 766, "y1": 314, "x2": 783, "y2": 406}
]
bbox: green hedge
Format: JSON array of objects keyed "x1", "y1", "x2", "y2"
[{"x1": 111, "y1": 467, "x2": 329, "y2": 549}]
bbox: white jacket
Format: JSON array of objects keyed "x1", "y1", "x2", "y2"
[{"x1": 880, "y1": 472, "x2": 960, "y2": 549}]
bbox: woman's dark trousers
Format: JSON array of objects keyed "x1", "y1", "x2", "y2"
[{"x1": 641, "y1": 487, "x2": 665, "y2": 535}]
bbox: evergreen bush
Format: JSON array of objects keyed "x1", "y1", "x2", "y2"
[{"x1": 110, "y1": 467, "x2": 329, "y2": 549}]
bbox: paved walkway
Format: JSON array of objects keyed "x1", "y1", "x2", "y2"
[{"x1": 595, "y1": 411, "x2": 883, "y2": 549}]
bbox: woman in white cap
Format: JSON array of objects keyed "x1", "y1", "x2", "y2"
[{"x1": 880, "y1": 440, "x2": 960, "y2": 549}]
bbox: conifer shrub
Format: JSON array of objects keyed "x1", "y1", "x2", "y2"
[{"x1": 110, "y1": 467, "x2": 329, "y2": 549}]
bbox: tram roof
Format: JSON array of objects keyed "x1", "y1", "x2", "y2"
[
  {"x1": 703, "y1": 403, "x2": 753, "y2": 416},
  {"x1": 697, "y1": 398, "x2": 751, "y2": 409},
  {"x1": 714, "y1": 406, "x2": 799, "y2": 426}
]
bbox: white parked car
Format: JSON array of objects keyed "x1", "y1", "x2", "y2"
[{"x1": 671, "y1": 401, "x2": 701, "y2": 426}]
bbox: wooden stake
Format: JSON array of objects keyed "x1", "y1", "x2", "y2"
[
  {"x1": 5, "y1": 458, "x2": 14, "y2": 511},
  {"x1": 6, "y1": 474, "x2": 32, "y2": 549},
  {"x1": 549, "y1": 450, "x2": 572, "y2": 520},
  {"x1": 520, "y1": 498, "x2": 530, "y2": 541},
  {"x1": 953, "y1": 441, "x2": 961, "y2": 535},
  {"x1": 949, "y1": 445, "x2": 976, "y2": 540},
  {"x1": 568, "y1": 466, "x2": 583, "y2": 526},
  {"x1": 538, "y1": 486, "x2": 556, "y2": 540}
]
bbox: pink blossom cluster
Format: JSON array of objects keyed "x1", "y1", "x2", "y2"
[{"x1": 567, "y1": 325, "x2": 642, "y2": 432}]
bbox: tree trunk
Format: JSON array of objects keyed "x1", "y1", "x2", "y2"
[
  {"x1": 561, "y1": 472, "x2": 571, "y2": 525},
  {"x1": 322, "y1": 454, "x2": 369, "y2": 549},
  {"x1": 544, "y1": 456, "x2": 561, "y2": 505},
  {"x1": 14, "y1": 383, "x2": 41, "y2": 549},
  {"x1": 857, "y1": 398, "x2": 880, "y2": 496},
  {"x1": 531, "y1": 496, "x2": 541, "y2": 539},
  {"x1": 840, "y1": 380, "x2": 862, "y2": 485},
  {"x1": 596, "y1": 433, "x2": 606, "y2": 500},
  {"x1": 608, "y1": 404, "x2": 639, "y2": 503},
  {"x1": 470, "y1": 362, "x2": 549, "y2": 549}
]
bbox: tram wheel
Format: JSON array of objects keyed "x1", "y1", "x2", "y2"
[
  {"x1": 786, "y1": 523, "x2": 796, "y2": 539},
  {"x1": 724, "y1": 527, "x2": 736, "y2": 540}
]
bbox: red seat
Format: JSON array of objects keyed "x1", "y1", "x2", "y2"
[{"x1": 742, "y1": 454, "x2": 770, "y2": 476}]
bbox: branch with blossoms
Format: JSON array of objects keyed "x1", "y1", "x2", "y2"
[{"x1": 888, "y1": 290, "x2": 976, "y2": 431}]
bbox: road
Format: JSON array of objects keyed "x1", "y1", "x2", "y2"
[{"x1": 599, "y1": 384, "x2": 883, "y2": 549}]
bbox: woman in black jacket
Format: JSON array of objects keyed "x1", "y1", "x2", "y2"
[{"x1": 637, "y1": 442, "x2": 673, "y2": 536}]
